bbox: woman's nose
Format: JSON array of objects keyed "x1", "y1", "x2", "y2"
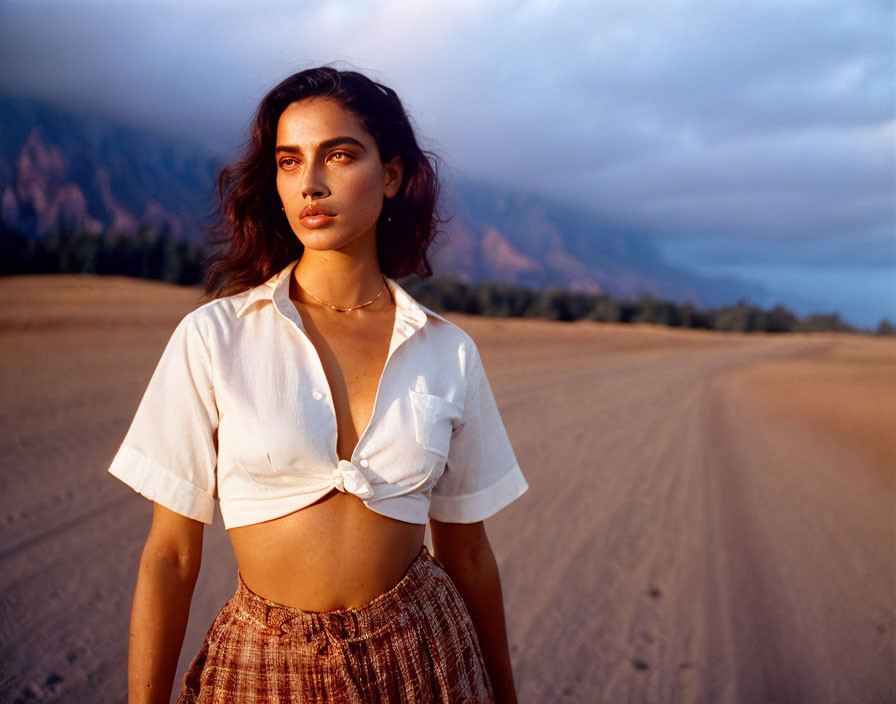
[{"x1": 301, "y1": 162, "x2": 329, "y2": 199}]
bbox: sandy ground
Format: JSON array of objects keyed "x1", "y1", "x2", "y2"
[{"x1": 1, "y1": 275, "x2": 893, "y2": 703}]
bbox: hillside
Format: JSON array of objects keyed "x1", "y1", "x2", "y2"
[{"x1": 0, "y1": 94, "x2": 763, "y2": 307}]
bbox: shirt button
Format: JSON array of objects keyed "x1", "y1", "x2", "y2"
[
  {"x1": 359, "y1": 458, "x2": 369, "y2": 468},
  {"x1": 311, "y1": 391, "x2": 324, "y2": 400}
]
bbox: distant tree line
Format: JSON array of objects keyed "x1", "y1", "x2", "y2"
[
  {"x1": 401, "y1": 276, "x2": 896, "y2": 336},
  {"x1": 2, "y1": 224, "x2": 892, "y2": 335},
  {"x1": 1, "y1": 223, "x2": 205, "y2": 286}
]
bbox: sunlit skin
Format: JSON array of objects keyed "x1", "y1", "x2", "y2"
[{"x1": 276, "y1": 97, "x2": 402, "y2": 307}]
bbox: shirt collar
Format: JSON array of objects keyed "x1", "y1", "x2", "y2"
[
  {"x1": 235, "y1": 268, "x2": 284, "y2": 318},
  {"x1": 235, "y1": 259, "x2": 448, "y2": 333}
]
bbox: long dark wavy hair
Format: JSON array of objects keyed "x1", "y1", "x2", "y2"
[{"x1": 204, "y1": 67, "x2": 442, "y2": 299}]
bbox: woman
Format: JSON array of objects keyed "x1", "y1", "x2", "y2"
[{"x1": 108, "y1": 67, "x2": 528, "y2": 703}]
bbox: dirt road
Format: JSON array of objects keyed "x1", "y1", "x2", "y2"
[{"x1": 1, "y1": 276, "x2": 893, "y2": 703}]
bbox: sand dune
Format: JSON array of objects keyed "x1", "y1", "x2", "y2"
[{"x1": 1, "y1": 275, "x2": 893, "y2": 703}]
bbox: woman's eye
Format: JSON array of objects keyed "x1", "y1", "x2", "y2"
[{"x1": 279, "y1": 157, "x2": 299, "y2": 168}]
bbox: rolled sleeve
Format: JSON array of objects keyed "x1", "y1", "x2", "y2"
[
  {"x1": 428, "y1": 344, "x2": 528, "y2": 523},
  {"x1": 107, "y1": 311, "x2": 218, "y2": 524}
]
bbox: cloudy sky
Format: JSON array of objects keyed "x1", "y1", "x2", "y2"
[{"x1": 1, "y1": 0, "x2": 893, "y2": 325}]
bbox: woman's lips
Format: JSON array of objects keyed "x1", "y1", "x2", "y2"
[
  {"x1": 299, "y1": 213, "x2": 335, "y2": 228},
  {"x1": 299, "y1": 204, "x2": 335, "y2": 229}
]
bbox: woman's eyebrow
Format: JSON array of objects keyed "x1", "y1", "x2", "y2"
[{"x1": 275, "y1": 137, "x2": 367, "y2": 155}]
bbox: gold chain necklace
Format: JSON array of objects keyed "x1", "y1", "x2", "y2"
[{"x1": 295, "y1": 276, "x2": 387, "y2": 312}]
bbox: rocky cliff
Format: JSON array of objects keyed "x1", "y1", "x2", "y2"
[{"x1": 1, "y1": 95, "x2": 760, "y2": 306}]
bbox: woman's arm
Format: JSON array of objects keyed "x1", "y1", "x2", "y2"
[
  {"x1": 429, "y1": 518, "x2": 519, "y2": 704},
  {"x1": 128, "y1": 503, "x2": 205, "y2": 704}
]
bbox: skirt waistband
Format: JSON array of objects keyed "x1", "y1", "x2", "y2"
[{"x1": 232, "y1": 544, "x2": 438, "y2": 643}]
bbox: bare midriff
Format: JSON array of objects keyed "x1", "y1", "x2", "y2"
[{"x1": 228, "y1": 489, "x2": 426, "y2": 612}]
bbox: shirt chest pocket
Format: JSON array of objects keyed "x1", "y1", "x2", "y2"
[{"x1": 408, "y1": 388, "x2": 461, "y2": 460}]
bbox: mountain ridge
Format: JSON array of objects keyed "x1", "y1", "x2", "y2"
[{"x1": 0, "y1": 94, "x2": 763, "y2": 307}]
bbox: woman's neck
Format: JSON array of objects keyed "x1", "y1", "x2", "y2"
[{"x1": 292, "y1": 249, "x2": 388, "y2": 311}]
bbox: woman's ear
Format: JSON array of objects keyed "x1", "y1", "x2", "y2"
[{"x1": 383, "y1": 156, "x2": 403, "y2": 198}]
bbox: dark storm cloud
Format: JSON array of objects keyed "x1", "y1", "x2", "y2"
[{"x1": 1, "y1": 0, "x2": 893, "y2": 270}]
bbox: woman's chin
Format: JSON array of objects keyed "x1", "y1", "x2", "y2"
[{"x1": 293, "y1": 229, "x2": 377, "y2": 256}]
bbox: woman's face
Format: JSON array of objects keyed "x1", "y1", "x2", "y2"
[{"x1": 275, "y1": 98, "x2": 403, "y2": 255}]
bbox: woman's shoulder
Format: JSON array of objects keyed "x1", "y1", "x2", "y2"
[
  {"x1": 390, "y1": 279, "x2": 477, "y2": 350},
  {"x1": 195, "y1": 288, "x2": 257, "y2": 318},
  {"x1": 181, "y1": 291, "x2": 240, "y2": 322},
  {"x1": 419, "y1": 304, "x2": 472, "y2": 343},
  {"x1": 172, "y1": 288, "x2": 260, "y2": 343},
  {"x1": 409, "y1": 299, "x2": 485, "y2": 377}
]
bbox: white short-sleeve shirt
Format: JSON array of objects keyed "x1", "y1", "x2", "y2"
[{"x1": 107, "y1": 259, "x2": 528, "y2": 528}]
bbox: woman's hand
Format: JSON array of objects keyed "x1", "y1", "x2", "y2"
[
  {"x1": 429, "y1": 519, "x2": 519, "y2": 704},
  {"x1": 128, "y1": 503, "x2": 204, "y2": 703}
]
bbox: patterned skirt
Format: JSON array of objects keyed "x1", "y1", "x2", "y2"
[{"x1": 177, "y1": 544, "x2": 495, "y2": 703}]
